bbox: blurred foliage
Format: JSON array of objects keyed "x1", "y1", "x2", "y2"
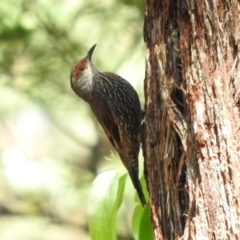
[
  {"x1": 88, "y1": 169, "x2": 152, "y2": 240},
  {"x1": 132, "y1": 202, "x2": 153, "y2": 240},
  {"x1": 88, "y1": 170, "x2": 127, "y2": 240},
  {"x1": 0, "y1": 0, "x2": 146, "y2": 239}
]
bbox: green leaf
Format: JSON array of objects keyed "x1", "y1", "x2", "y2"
[
  {"x1": 132, "y1": 204, "x2": 154, "y2": 240},
  {"x1": 87, "y1": 170, "x2": 127, "y2": 240}
]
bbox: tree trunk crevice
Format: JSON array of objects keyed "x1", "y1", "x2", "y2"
[{"x1": 143, "y1": 0, "x2": 240, "y2": 239}]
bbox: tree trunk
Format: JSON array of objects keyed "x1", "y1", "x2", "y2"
[{"x1": 142, "y1": 0, "x2": 240, "y2": 239}]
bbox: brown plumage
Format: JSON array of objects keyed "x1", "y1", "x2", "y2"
[{"x1": 70, "y1": 44, "x2": 146, "y2": 206}]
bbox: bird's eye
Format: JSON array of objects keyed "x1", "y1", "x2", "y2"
[{"x1": 79, "y1": 66, "x2": 84, "y2": 71}]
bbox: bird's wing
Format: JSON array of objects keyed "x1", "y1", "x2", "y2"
[
  {"x1": 100, "y1": 111, "x2": 121, "y2": 151},
  {"x1": 90, "y1": 97, "x2": 122, "y2": 151}
]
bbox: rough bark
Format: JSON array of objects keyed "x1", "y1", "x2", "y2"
[{"x1": 142, "y1": 0, "x2": 240, "y2": 239}]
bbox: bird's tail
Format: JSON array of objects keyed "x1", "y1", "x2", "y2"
[
  {"x1": 118, "y1": 151, "x2": 146, "y2": 206},
  {"x1": 128, "y1": 167, "x2": 146, "y2": 206}
]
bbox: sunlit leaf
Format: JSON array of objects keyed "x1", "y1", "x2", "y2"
[
  {"x1": 88, "y1": 170, "x2": 127, "y2": 240},
  {"x1": 132, "y1": 204, "x2": 153, "y2": 240}
]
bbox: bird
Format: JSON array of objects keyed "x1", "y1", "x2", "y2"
[{"x1": 70, "y1": 44, "x2": 146, "y2": 206}]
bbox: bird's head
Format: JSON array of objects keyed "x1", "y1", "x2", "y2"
[{"x1": 70, "y1": 44, "x2": 98, "y2": 95}]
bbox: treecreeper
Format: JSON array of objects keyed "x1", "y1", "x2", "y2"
[{"x1": 70, "y1": 44, "x2": 146, "y2": 206}]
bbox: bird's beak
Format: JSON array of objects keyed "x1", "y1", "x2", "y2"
[{"x1": 87, "y1": 44, "x2": 97, "y2": 61}]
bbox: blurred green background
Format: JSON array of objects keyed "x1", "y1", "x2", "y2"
[{"x1": 0, "y1": 0, "x2": 145, "y2": 239}]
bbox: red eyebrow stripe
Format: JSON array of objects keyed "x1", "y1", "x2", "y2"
[{"x1": 73, "y1": 58, "x2": 88, "y2": 77}]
